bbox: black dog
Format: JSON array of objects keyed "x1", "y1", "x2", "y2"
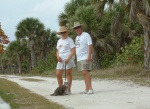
[{"x1": 50, "y1": 85, "x2": 68, "y2": 96}]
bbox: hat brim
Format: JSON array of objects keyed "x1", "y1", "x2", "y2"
[
  {"x1": 56, "y1": 31, "x2": 68, "y2": 35},
  {"x1": 72, "y1": 25, "x2": 82, "y2": 29}
]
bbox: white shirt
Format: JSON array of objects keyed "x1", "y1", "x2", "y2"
[
  {"x1": 75, "y1": 32, "x2": 92, "y2": 61},
  {"x1": 56, "y1": 37, "x2": 75, "y2": 61}
]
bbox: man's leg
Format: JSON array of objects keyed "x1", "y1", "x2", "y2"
[{"x1": 82, "y1": 70, "x2": 93, "y2": 90}]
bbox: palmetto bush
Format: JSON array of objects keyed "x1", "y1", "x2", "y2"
[
  {"x1": 30, "y1": 50, "x2": 57, "y2": 74},
  {"x1": 110, "y1": 36, "x2": 144, "y2": 67}
]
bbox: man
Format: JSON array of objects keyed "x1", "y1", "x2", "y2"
[{"x1": 73, "y1": 21, "x2": 94, "y2": 94}]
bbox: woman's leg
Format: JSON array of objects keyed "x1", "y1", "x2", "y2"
[
  {"x1": 56, "y1": 69, "x2": 64, "y2": 87},
  {"x1": 66, "y1": 68, "x2": 72, "y2": 91}
]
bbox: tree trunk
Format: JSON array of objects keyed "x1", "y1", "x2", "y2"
[
  {"x1": 92, "y1": 46, "x2": 101, "y2": 69},
  {"x1": 29, "y1": 39, "x2": 36, "y2": 69},
  {"x1": 17, "y1": 54, "x2": 22, "y2": 74},
  {"x1": 137, "y1": 13, "x2": 150, "y2": 73},
  {"x1": 143, "y1": 28, "x2": 150, "y2": 72},
  {"x1": 1, "y1": 65, "x2": 4, "y2": 74}
]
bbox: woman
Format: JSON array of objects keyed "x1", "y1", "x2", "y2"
[{"x1": 56, "y1": 26, "x2": 75, "y2": 94}]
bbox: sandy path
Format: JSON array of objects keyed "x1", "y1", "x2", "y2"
[{"x1": 0, "y1": 75, "x2": 150, "y2": 109}]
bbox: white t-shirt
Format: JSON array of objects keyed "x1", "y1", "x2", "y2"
[
  {"x1": 56, "y1": 37, "x2": 75, "y2": 61},
  {"x1": 75, "y1": 32, "x2": 92, "y2": 61}
]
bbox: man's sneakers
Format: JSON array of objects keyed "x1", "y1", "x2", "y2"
[
  {"x1": 87, "y1": 90, "x2": 94, "y2": 95},
  {"x1": 80, "y1": 90, "x2": 88, "y2": 94},
  {"x1": 66, "y1": 89, "x2": 94, "y2": 95},
  {"x1": 80, "y1": 89, "x2": 94, "y2": 95}
]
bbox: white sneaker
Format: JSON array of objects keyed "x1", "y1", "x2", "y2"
[
  {"x1": 87, "y1": 90, "x2": 94, "y2": 95},
  {"x1": 66, "y1": 90, "x2": 71, "y2": 95},
  {"x1": 80, "y1": 90, "x2": 88, "y2": 94}
]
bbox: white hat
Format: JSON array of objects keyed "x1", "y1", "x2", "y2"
[{"x1": 72, "y1": 21, "x2": 82, "y2": 29}]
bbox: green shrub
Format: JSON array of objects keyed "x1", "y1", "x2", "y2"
[
  {"x1": 30, "y1": 50, "x2": 57, "y2": 74},
  {"x1": 111, "y1": 36, "x2": 144, "y2": 67}
]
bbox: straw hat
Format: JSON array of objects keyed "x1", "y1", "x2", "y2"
[
  {"x1": 72, "y1": 21, "x2": 82, "y2": 29},
  {"x1": 56, "y1": 26, "x2": 68, "y2": 35}
]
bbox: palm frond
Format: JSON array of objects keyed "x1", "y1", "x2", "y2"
[
  {"x1": 137, "y1": 13, "x2": 150, "y2": 29},
  {"x1": 58, "y1": 12, "x2": 68, "y2": 26},
  {"x1": 129, "y1": 0, "x2": 137, "y2": 22},
  {"x1": 143, "y1": 0, "x2": 150, "y2": 16},
  {"x1": 148, "y1": 0, "x2": 150, "y2": 6},
  {"x1": 111, "y1": 12, "x2": 122, "y2": 36},
  {"x1": 96, "y1": 38, "x2": 113, "y2": 53}
]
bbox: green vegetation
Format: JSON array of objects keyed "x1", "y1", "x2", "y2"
[
  {"x1": 0, "y1": 1, "x2": 150, "y2": 76},
  {"x1": 20, "y1": 78, "x2": 44, "y2": 82},
  {"x1": 110, "y1": 36, "x2": 144, "y2": 67},
  {"x1": 0, "y1": 78, "x2": 65, "y2": 109},
  {"x1": 1, "y1": 0, "x2": 150, "y2": 108}
]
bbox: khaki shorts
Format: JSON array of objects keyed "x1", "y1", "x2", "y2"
[{"x1": 77, "y1": 60, "x2": 92, "y2": 72}]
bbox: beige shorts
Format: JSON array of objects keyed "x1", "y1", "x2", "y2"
[{"x1": 77, "y1": 60, "x2": 92, "y2": 72}]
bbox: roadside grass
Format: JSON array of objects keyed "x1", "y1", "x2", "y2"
[
  {"x1": 20, "y1": 78, "x2": 45, "y2": 82},
  {"x1": 43, "y1": 64, "x2": 150, "y2": 86},
  {"x1": 38, "y1": 64, "x2": 150, "y2": 86},
  {"x1": 91, "y1": 64, "x2": 150, "y2": 87},
  {"x1": 0, "y1": 78, "x2": 66, "y2": 109}
]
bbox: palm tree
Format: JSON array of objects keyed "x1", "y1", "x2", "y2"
[
  {"x1": 7, "y1": 40, "x2": 30, "y2": 74},
  {"x1": 15, "y1": 17, "x2": 45, "y2": 69},
  {"x1": 125, "y1": 0, "x2": 150, "y2": 72},
  {"x1": 0, "y1": 53, "x2": 8, "y2": 74},
  {"x1": 59, "y1": 0, "x2": 116, "y2": 68},
  {"x1": 93, "y1": 0, "x2": 150, "y2": 72},
  {"x1": 59, "y1": 0, "x2": 91, "y2": 26}
]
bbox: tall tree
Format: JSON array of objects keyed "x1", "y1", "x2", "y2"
[
  {"x1": 59, "y1": 0, "x2": 115, "y2": 68},
  {"x1": 15, "y1": 17, "x2": 45, "y2": 69},
  {"x1": 7, "y1": 40, "x2": 30, "y2": 74},
  {"x1": 126, "y1": 0, "x2": 150, "y2": 73},
  {"x1": 37, "y1": 29, "x2": 58, "y2": 62}
]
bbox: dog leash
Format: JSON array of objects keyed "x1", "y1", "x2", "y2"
[
  {"x1": 64, "y1": 61, "x2": 69, "y2": 86},
  {"x1": 64, "y1": 63, "x2": 66, "y2": 82}
]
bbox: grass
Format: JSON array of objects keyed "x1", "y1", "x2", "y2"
[
  {"x1": 91, "y1": 64, "x2": 150, "y2": 86},
  {"x1": 0, "y1": 78, "x2": 66, "y2": 109},
  {"x1": 39, "y1": 64, "x2": 150, "y2": 86},
  {"x1": 20, "y1": 78, "x2": 44, "y2": 82},
  {"x1": 42, "y1": 64, "x2": 150, "y2": 86},
  {"x1": 75, "y1": 64, "x2": 149, "y2": 86}
]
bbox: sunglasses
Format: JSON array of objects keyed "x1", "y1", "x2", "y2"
[
  {"x1": 60, "y1": 32, "x2": 67, "y2": 34},
  {"x1": 74, "y1": 26, "x2": 81, "y2": 30}
]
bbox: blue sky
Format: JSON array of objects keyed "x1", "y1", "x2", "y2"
[{"x1": 0, "y1": 0, "x2": 70, "y2": 43}]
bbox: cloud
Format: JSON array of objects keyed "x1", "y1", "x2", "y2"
[{"x1": 0, "y1": 0, "x2": 70, "y2": 42}]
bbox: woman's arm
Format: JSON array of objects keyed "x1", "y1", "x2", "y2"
[
  {"x1": 65, "y1": 47, "x2": 76, "y2": 64},
  {"x1": 56, "y1": 50, "x2": 62, "y2": 62}
]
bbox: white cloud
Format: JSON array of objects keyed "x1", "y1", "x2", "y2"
[{"x1": 0, "y1": 0, "x2": 70, "y2": 42}]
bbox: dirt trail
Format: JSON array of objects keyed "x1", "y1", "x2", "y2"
[{"x1": 0, "y1": 75, "x2": 150, "y2": 109}]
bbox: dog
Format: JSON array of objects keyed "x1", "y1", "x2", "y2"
[{"x1": 50, "y1": 85, "x2": 68, "y2": 96}]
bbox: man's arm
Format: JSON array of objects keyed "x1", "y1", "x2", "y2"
[{"x1": 87, "y1": 44, "x2": 93, "y2": 61}]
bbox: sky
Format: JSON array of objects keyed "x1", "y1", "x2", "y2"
[{"x1": 0, "y1": 0, "x2": 70, "y2": 44}]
